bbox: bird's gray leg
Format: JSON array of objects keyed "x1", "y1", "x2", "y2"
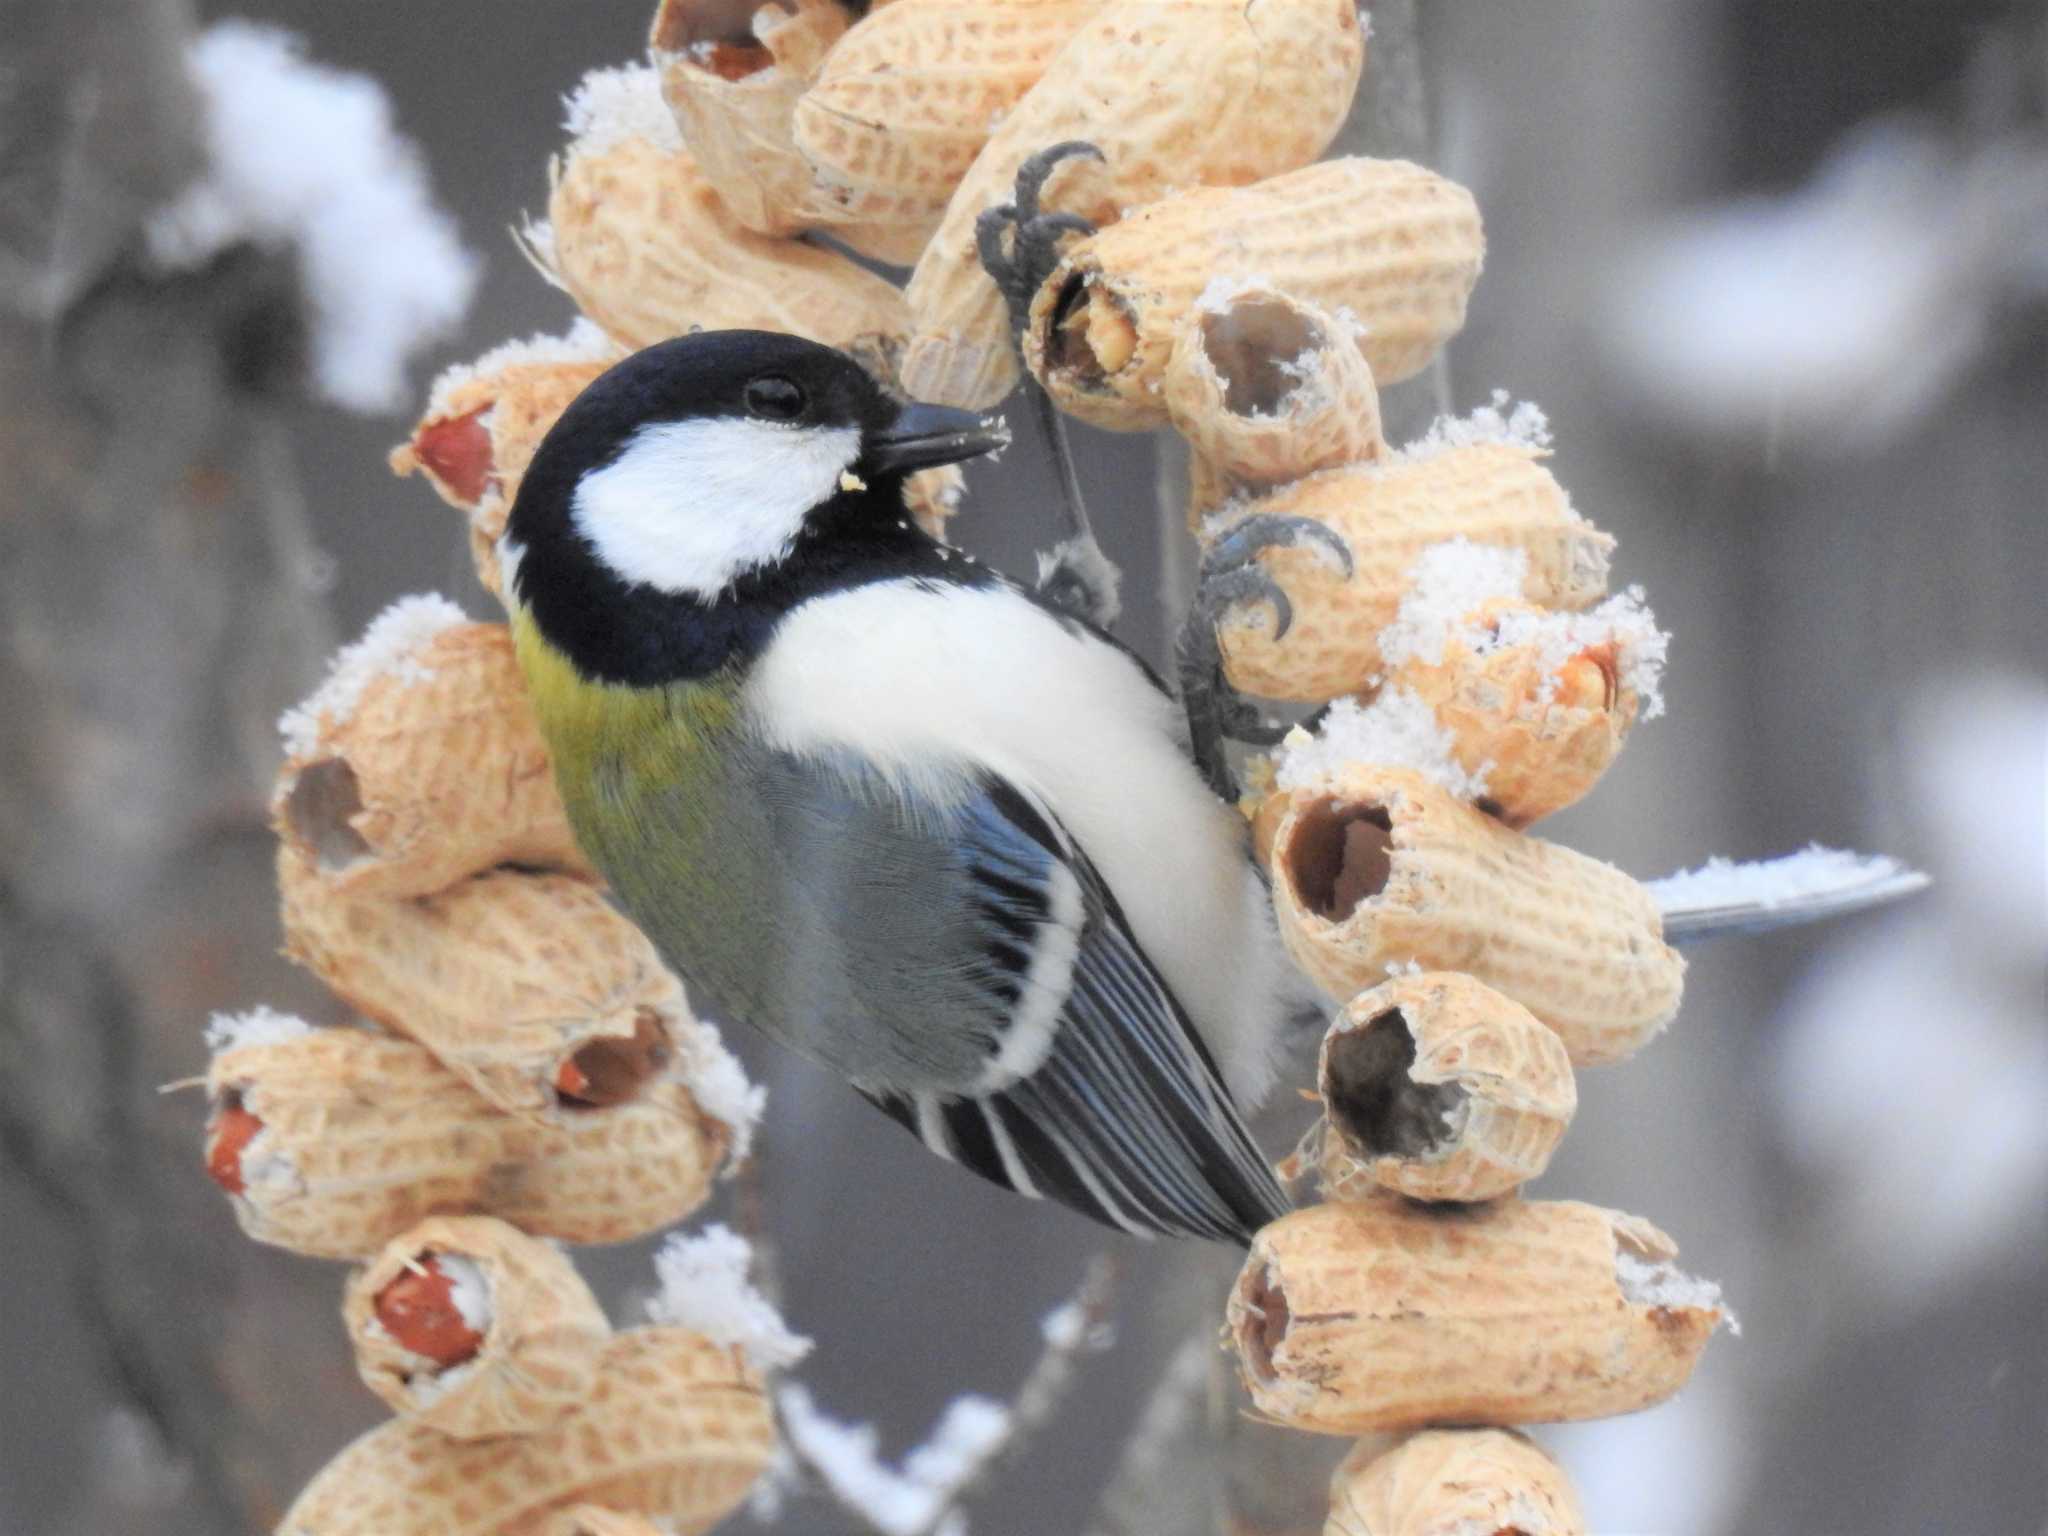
[
  {"x1": 1175, "y1": 515, "x2": 1355, "y2": 801},
  {"x1": 976, "y1": 141, "x2": 1122, "y2": 628}
]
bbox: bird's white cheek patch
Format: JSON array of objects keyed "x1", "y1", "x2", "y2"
[{"x1": 570, "y1": 416, "x2": 862, "y2": 597}]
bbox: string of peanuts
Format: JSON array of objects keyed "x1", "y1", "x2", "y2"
[{"x1": 194, "y1": 3, "x2": 1737, "y2": 1532}]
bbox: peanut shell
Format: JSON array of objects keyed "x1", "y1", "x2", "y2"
[
  {"x1": 277, "y1": 1328, "x2": 772, "y2": 1535},
  {"x1": 1261, "y1": 768, "x2": 1684, "y2": 1065},
  {"x1": 900, "y1": 0, "x2": 1364, "y2": 409},
  {"x1": 1164, "y1": 282, "x2": 1383, "y2": 491},
  {"x1": 207, "y1": 1027, "x2": 726, "y2": 1259},
  {"x1": 390, "y1": 340, "x2": 619, "y2": 600},
  {"x1": 1316, "y1": 972, "x2": 1575, "y2": 1203},
  {"x1": 273, "y1": 623, "x2": 591, "y2": 900},
  {"x1": 1385, "y1": 596, "x2": 1640, "y2": 826},
  {"x1": 1325, "y1": 1429, "x2": 1586, "y2": 1536},
  {"x1": 1213, "y1": 445, "x2": 1615, "y2": 702},
  {"x1": 542, "y1": 1510, "x2": 670, "y2": 1536},
  {"x1": 344, "y1": 1215, "x2": 610, "y2": 1440},
  {"x1": 1228, "y1": 1199, "x2": 1725, "y2": 1434},
  {"x1": 1029, "y1": 158, "x2": 1480, "y2": 430},
  {"x1": 543, "y1": 128, "x2": 909, "y2": 367},
  {"x1": 793, "y1": 0, "x2": 1108, "y2": 233}
]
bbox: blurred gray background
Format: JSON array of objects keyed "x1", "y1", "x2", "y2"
[{"x1": 2, "y1": 2, "x2": 2043, "y2": 1533}]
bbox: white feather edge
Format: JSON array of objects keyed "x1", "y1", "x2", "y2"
[{"x1": 745, "y1": 579, "x2": 1289, "y2": 1107}]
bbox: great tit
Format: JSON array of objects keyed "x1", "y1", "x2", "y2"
[{"x1": 501, "y1": 329, "x2": 1294, "y2": 1244}]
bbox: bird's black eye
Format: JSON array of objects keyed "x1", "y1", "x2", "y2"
[{"x1": 744, "y1": 376, "x2": 806, "y2": 421}]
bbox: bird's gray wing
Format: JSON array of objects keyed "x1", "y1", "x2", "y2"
[{"x1": 882, "y1": 774, "x2": 1287, "y2": 1243}]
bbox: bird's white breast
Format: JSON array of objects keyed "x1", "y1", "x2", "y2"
[{"x1": 745, "y1": 578, "x2": 1289, "y2": 1104}]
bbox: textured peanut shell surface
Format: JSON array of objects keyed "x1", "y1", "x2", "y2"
[
  {"x1": 901, "y1": 0, "x2": 1364, "y2": 409},
  {"x1": 273, "y1": 623, "x2": 590, "y2": 900},
  {"x1": 277, "y1": 848, "x2": 687, "y2": 1123},
  {"x1": 277, "y1": 1328, "x2": 772, "y2": 1536},
  {"x1": 1317, "y1": 971, "x2": 1576, "y2": 1203},
  {"x1": 208, "y1": 1029, "x2": 726, "y2": 1259},
  {"x1": 544, "y1": 133, "x2": 910, "y2": 365},
  {"x1": 390, "y1": 352, "x2": 618, "y2": 599},
  {"x1": 1213, "y1": 444, "x2": 1615, "y2": 702},
  {"x1": 794, "y1": 0, "x2": 1108, "y2": 231},
  {"x1": 1228, "y1": 1199, "x2": 1723, "y2": 1434},
  {"x1": 1389, "y1": 597, "x2": 1639, "y2": 826},
  {"x1": 344, "y1": 1215, "x2": 611, "y2": 1440},
  {"x1": 1263, "y1": 768, "x2": 1684, "y2": 1064},
  {"x1": 541, "y1": 1509, "x2": 671, "y2": 1536},
  {"x1": 651, "y1": 0, "x2": 850, "y2": 238},
  {"x1": 1163, "y1": 284, "x2": 1383, "y2": 490},
  {"x1": 1028, "y1": 158, "x2": 1481, "y2": 430},
  {"x1": 1325, "y1": 1428, "x2": 1586, "y2": 1536}
]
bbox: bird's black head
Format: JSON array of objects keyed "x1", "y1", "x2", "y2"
[{"x1": 501, "y1": 330, "x2": 1008, "y2": 681}]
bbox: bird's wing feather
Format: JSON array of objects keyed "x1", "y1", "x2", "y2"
[{"x1": 856, "y1": 775, "x2": 1289, "y2": 1243}]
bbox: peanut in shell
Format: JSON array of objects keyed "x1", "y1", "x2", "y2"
[
  {"x1": 900, "y1": 0, "x2": 1365, "y2": 409},
  {"x1": 1228, "y1": 1199, "x2": 1726, "y2": 1435},
  {"x1": 277, "y1": 1328, "x2": 773, "y2": 1535},
  {"x1": 1212, "y1": 445, "x2": 1615, "y2": 702},
  {"x1": 390, "y1": 338, "x2": 620, "y2": 599},
  {"x1": 542, "y1": 1509, "x2": 671, "y2": 1536},
  {"x1": 793, "y1": 0, "x2": 1109, "y2": 233},
  {"x1": 273, "y1": 623, "x2": 590, "y2": 901},
  {"x1": 1029, "y1": 158, "x2": 1481, "y2": 431},
  {"x1": 1315, "y1": 971, "x2": 1575, "y2": 1204},
  {"x1": 1261, "y1": 768, "x2": 1684, "y2": 1065},
  {"x1": 542, "y1": 126, "x2": 911, "y2": 366},
  {"x1": 345, "y1": 1215, "x2": 611, "y2": 1440},
  {"x1": 277, "y1": 847, "x2": 686, "y2": 1123},
  {"x1": 206, "y1": 1028, "x2": 729, "y2": 1260},
  {"x1": 1163, "y1": 282, "x2": 1384, "y2": 491},
  {"x1": 1386, "y1": 597, "x2": 1640, "y2": 826},
  {"x1": 1325, "y1": 1429, "x2": 1586, "y2": 1536}
]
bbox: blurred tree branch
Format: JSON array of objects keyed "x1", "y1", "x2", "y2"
[{"x1": 0, "y1": 1, "x2": 345, "y2": 1530}]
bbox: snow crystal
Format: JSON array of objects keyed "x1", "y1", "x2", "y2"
[
  {"x1": 439, "y1": 1253, "x2": 493, "y2": 1335},
  {"x1": 1375, "y1": 539, "x2": 1529, "y2": 671},
  {"x1": 777, "y1": 1386, "x2": 1010, "y2": 1536},
  {"x1": 1647, "y1": 846, "x2": 1917, "y2": 915},
  {"x1": 671, "y1": 1019, "x2": 768, "y2": 1162},
  {"x1": 1274, "y1": 691, "x2": 1490, "y2": 800},
  {"x1": 1488, "y1": 584, "x2": 1670, "y2": 720},
  {"x1": 277, "y1": 593, "x2": 468, "y2": 757},
  {"x1": 647, "y1": 1225, "x2": 812, "y2": 1373},
  {"x1": 424, "y1": 317, "x2": 619, "y2": 419},
  {"x1": 1616, "y1": 1250, "x2": 1739, "y2": 1335},
  {"x1": 1388, "y1": 389, "x2": 1554, "y2": 464},
  {"x1": 203, "y1": 1007, "x2": 313, "y2": 1055},
  {"x1": 148, "y1": 23, "x2": 477, "y2": 413},
  {"x1": 564, "y1": 62, "x2": 684, "y2": 156}
]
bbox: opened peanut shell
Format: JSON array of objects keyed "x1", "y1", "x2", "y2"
[
  {"x1": 274, "y1": 622, "x2": 589, "y2": 901},
  {"x1": 1262, "y1": 768, "x2": 1684, "y2": 1065},
  {"x1": 1325, "y1": 1429, "x2": 1585, "y2": 1536},
  {"x1": 345, "y1": 1215, "x2": 610, "y2": 1440},
  {"x1": 1029, "y1": 159, "x2": 1480, "y2": 431},
  {"x1": 1228, "y1": 1199, "x2": 1727, "y2": 1434},
  {"x1": 206, "y1": 1026, "x2": 728, "y2": 1259},
  {"x1": 901, "y1": 0, "x2": 1364, "y2": 409},
  {"x1": 1212, "y1": 445, "x2": 1614, "y2": 702},
  {"x1": 1164, "y1": 282, "x2": 1383, "y2": 491},
  {"x1": 1316, "y1": 972, "x2": 1575, "y2": 1203},
  {"x1": 276, "y1": 1328, "x2": 773, "y2": 1535}
]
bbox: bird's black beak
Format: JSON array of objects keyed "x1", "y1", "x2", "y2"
[{"x1": 865, "y1": 402, "x2": 1010, "y2": 475}]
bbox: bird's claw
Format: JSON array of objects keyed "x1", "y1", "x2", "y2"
[
  {"x1": 976, "y1": 141, "x2": 1105, "y2": 346},
  {"x1": 1177, "y1": 513, "x2": 1356, "y2": 797}
]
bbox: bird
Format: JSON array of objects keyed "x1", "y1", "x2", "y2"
[{"x1": 499, "y1": 328, "x2": 1296, "y2": 1244}]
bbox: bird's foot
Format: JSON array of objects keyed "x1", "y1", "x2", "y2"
[
  {"x1": 1176, "y1": 514, "x2": 1355, "y2": 799},
  {"x1": 975, "y1": 140, "x2": 1105, "y2": 349}
]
